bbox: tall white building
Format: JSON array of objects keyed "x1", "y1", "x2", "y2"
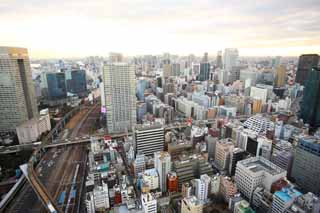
[
  {"x1": 0, "y1": 47, "x2": 38, "y2": 133},
  {"x1": 141, "y1": 193, "x2": 157, "y2": 213},
  {"x1": 235, "y1": 157, "x2": 286, "y2": 201},
  {"x1": 223, "y1": 48, "x2": 239, "y2": 71},
  {"x1": 154, "y1": 151, "x2": 171, "y2": 192},
  {"x1": 102, "y1": 63, "x2": 136, "y2": 133}
]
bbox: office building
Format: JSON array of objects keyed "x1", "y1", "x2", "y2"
[
  {"x1": 275, "y1": 65, "x2": 287, "y2": 88},
  {"x1": 134, "y1": 124, "x2": 164, "y2": 156},
  {"x1": 216, "y1": 51, "x2": 223, "y2": 69},
  {"x1": 0, "y1": 47, "x2": 38, "y2": 133},
  {"x1": 271, "y1": 149, "x2": 294, "y2": 178},
  {"x1": 296, "y1": 54, "x2": 319, "y2": 85},
  {"x1": 272, "y1": 187, "x2": 302, "y2": 213},
  {"x1": 194, "y1": 175, "x2": 210, "y2": 201},
  {"x1": 235, "y1": 156, "x2": 287, "y2": 201},
  {"x1": 243, "y1": 115, "x2": 274, "y2": 134},
  {"x1": 223, "y1": 48, "x2": 239, "y2": 71},
  {"x1": 133, "y1": 153, "x2": 146, "y2": 176},
  {"x1": 163, "y1": 59, "x2": 172, "y2": 78},
  {"x1": 141, "y1": 193, "x2": 157, "y2": 213},
  {"x1": 172, "y1": 63, "x2": 181, "y2": 76},
  {"x1": 40, "y1": 72, "x2": 67, "y2": 100},
  {"x1": 198, "y1": 62, "x2": 210, "y2": 81},
  {"x1": 154, "y1": 151, "x2": 171, "y2": 193},
  {"x1": 300, "y1": 67, "x2": 320, "y2": 127},
  {"x1": 65, "y1": 69, "x2": 87, "y2": 96},
  {"x1": 93, "y1": 183, "x2": 110, "y2": 211},
  {"x1": 102, "y1": 63, "x2": 136, "y2": 133},
  {"x1": 181, "y1": 196, "x2": 203, "y2": 213},
  {"x1": 229, "y1": 148, "x2": 246, "y2": 176},
  {"x1": 292, "y1": 136, "x2": 320, "y2": 194},
  {"x1": 214, "y1": 138, "x2": 234, "y2": 171}
]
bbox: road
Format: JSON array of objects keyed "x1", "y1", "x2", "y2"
[{"x1": 5, "y1": 104, "x2": 97, "y2": 213}]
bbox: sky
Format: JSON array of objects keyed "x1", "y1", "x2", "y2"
[{"x1": 1, "y1": 0, "x2": 320, "y2": 58}]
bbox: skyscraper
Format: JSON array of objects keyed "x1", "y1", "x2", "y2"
[
  {"x1": 300, "y1": 67, "x2": 320, "y2": 127},
  {"x1": 154, "y1": 151, "x2": 171, "y2": 193},
  {"x1": 65, "y1": 69, "x2": 87, "y2": 96},
  {"x1": 292, "y1": 136, "x2": 320, "y2": 194},
  {"x1": 223, "y1": 48, "x2": 239, "y2": 71},
  {"x1": 216, "y1": 51, "x2": 223, "y2": 69},
  {"x1": 40, "y1": 72, "x2": 67, "y2": 100},
  {"x1": 198, "y1": 62, "x2": 210, "y2": 81},
  {"x1": 296, "y1": 54, "x2": 319, "y2": 85},
  {"x1": 102, "y1": 63, "x2": 136, "y2": 133},
  {"x1": 0, "y1": 47, "x2": 38, "y2": 133},
  {"x1": 274, "y1": 65, "x2": 287, "y2": 88}
]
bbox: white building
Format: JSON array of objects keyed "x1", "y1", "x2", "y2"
[
  {"x1": 93, "y1": 183, "x2": 110, "y2": 211},
  {"x1": 143, "y1": 169, "x2": 159, "y2": 190},
  {"x1": 235, "y1": 156, "x2": 287, "y2": 201},
  {"x1": 16, "y1": 109, "x2": 51, "y2": 144},
  {"x1": 250, "y1": 86, "x2": 268, "y2": 103},
  {"x1": 181, "y1": 196, "x2": 204, "y2": 213},
  {"x1": 154, "y1": 151, "x2": 171, "y2": 192},
  {"x1": 223, "y1": 48, "x2": 239, "y2": 71},
  {"x1": 210, "y1": 175, "x2": 221, "y2": 195},
  {"x1": 102, "y1": 63, "x2": 136, "y2": 133},
  {"x1": 141, "y1": 193, "x2": 157, "y2": 213}
]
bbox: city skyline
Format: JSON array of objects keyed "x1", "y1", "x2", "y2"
[{"x1": 1, "y1": 0, "x2": 320, "y2": 58}]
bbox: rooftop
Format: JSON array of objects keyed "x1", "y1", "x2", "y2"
[
  {"x1": 274, "y1": 188, "x2": 302, "y2": 202},
  {"x1": 239, "y1": 156, "x2": 286, "y2": 176}
]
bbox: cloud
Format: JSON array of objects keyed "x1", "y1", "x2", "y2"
[{"x1": 0, "y1": 0, "x2": 319, "y2": 57}]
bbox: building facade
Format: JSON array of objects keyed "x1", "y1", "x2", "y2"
[
  {"x1": 102, "y1": 63, "x2": 136, "y2": 133},
  {"x1": 0, "y1": 47, "x2": 38, "y2": 133}
]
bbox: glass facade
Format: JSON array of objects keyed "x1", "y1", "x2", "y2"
[{"x1": 65, "y1": 70, "x2": 87, "y2": 96}]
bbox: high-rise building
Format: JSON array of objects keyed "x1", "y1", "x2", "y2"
[
  {"x1": 296, "y1": 54, "x2": 319, "y2": 85},
  {"x1": 181, "y1": 196, "x2": 204, "y2": 213},
  {"x1": 102, "y1": 63, "x2": 136, "y2": 133},
  {"x1": 292, "y1": 136, "x2": 320, "y2": 194},
  {"x1": 202, "y1": 52, "x2": 208, "y2": 62},
  {"x1": 274, "y1": 65, "x2": 287, "y2": 88},
  {"x1": 172, "y1": 63, "x2": 181, "y2": 76},
  {"x1": 134, "y1": 124, "x2": 165, "y2": 156},
  {"x1": 223, "y1": 48, "x2": 239, "y2": 71},
  {"x1": 0, "y1": 47, "x2": 38, "y2": 133},
  {"x1": 65, "y1": 69, "x2": 87, "y2": 96},
  {"x1": 216, "y1": 51, "x2": 223, "y2": 69},
  {"x1": 214, "y1": 138, "x2": 234, "y2": 171},
  {"x1": 229, "y1": 148, "x2": 246, "y2": 176},
  {"x1": 235, "y1": 156, "x2": 287, "y2": 201},
  {"x1": 109, "y1": 52, "x2": 123, "y2": 63},
  {"x1": 300, "y1": 67, "x2": 320, "y2": 127},
  {"x1": 154, "y1": 151, "x2": 171, "y2": 193},
  {"x1": 198, "y1": 62, "x2": 210, "y2": 81},
  {"x1": 163, "y1": 59, "x2": 172, "y2": 78}
]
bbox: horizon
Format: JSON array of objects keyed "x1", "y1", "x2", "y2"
[{"x1": 1, "y1": 0, "x2": 320, "y2": 58}]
